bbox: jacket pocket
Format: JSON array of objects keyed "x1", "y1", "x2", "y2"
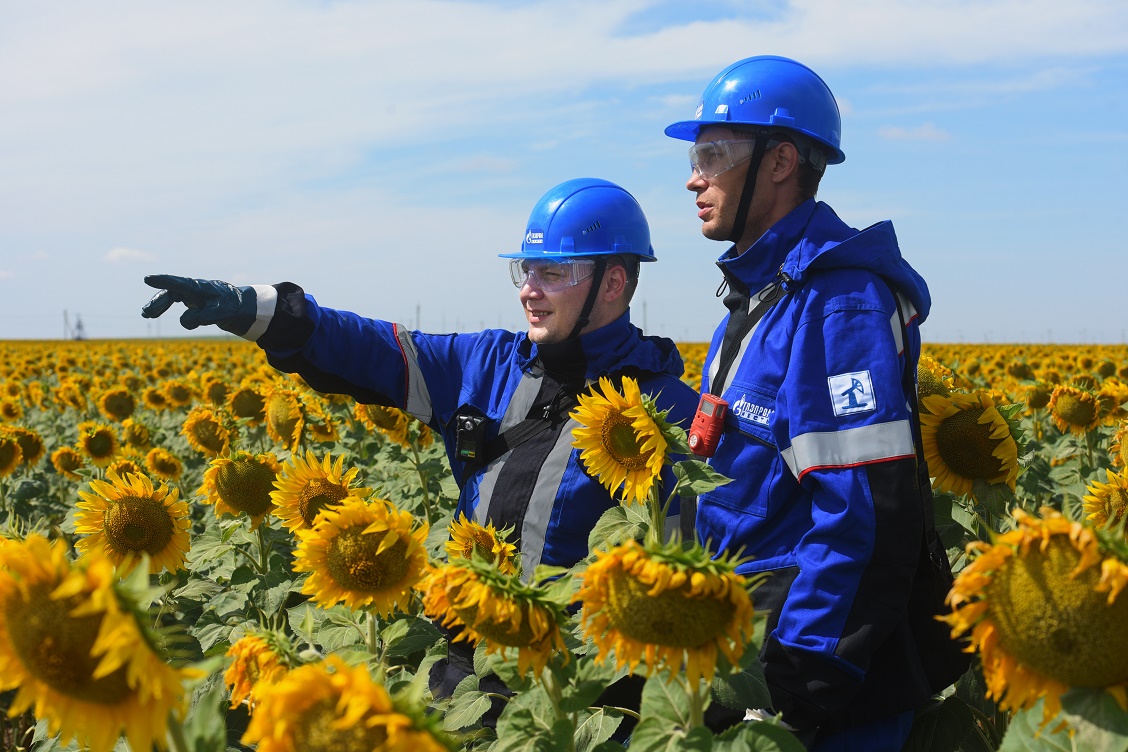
[{"x1": 698, "y1": 381, "x2": 780, "y2": 521}]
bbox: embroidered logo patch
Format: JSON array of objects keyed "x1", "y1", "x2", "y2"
[
  {"x1": 828, "y1": 370, "x2": 876, "y2": 417},
  {"x1": 731, "y1": 395, "x2": 773, "y2": 426}
]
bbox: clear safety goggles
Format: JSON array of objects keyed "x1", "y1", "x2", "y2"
[
  {"x1": 688, "y1": 138, "x2": 782, "y2": 181},
  {"x1": 509, "y1": 258, "x2": 596, "y2": 292}
]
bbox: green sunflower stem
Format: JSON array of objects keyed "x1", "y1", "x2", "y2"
[
  {"x1": 540, "y1": 666, "x2": 577, "y2": 752},
  {"x1": 366, "y1": 610, "x2": 380, "y2": 656},
  {"x1": 645, "y1": 483, "x2": 664, "y2": 547},
  {"x1": 682, "y1": 675, "x2": 708, "y2": 731},
  {"x1": 256, "y1": 523, "x2": 271, "y2": 574},
  {"x1": 409, "y1": 442, "x2": 433, "y2": 526},
  {"x1": 165, "y1": 711, "x2": 191, "y2": 752}
]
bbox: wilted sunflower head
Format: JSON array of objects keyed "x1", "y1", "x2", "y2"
[
  {"x1": 77, "y1": 422, "x2": 119, "y2": 468},
  {"x1": 198, "y1": 451, "x2": 281, "y2": 528},
  {"x1": 418, "y1": 560, "x2": 567, "y2": 676},
  {"x1": 919, "y1": 390, "x2": 1021, "y2": 499},
  {"x1": 943, "y1": 508, "x2": 1128, "y2": 724},
  {"x1": 182, "y1": 405, "x2": 235, "y2": 457},
  {"x1": 75, "y1": 472, "x2": 191, "y2": 574},
  {"x1": 242, "y1": 655, "x2": 453, "y2": 752},
  {"x1": 294, "y1": 497, "x2": 429, "y2": 615},
  {"x1": 265, "y1": 388, "x2": 306, "y2": 451},
  {"x1": 0, "y1": 432, "x2": 22, "y2": 477},
  {"x1": 0, "y1": 535, "x2": 192, "y2": 752},
  {"x1": 1084, "y1": 468, "x2": 1128, "y2": 534},
  {"x1": 575, "y1": 539, "x2": 755, "y2": 685},
  {"x1": 97, "y1": 388, "x2": 135, "y2": 422},
  {"x1": 571, "y1": 376, "x2": 680, "y2": 504},
  {"x1": 51, "y1": 446, "x2": 85, "y2": 480},
  {"x1": 143, "y1": 447, "x2": 183, "y2": 481},
  {"x1": 227, "y1": 386, "x2": 267, "y2": 424},
  {"x1": 224, "y1": 631, "x2": 291, "y2": 709},
  {"x1": 272, "y1": 451, "x2": 371, "y2": 532},
  {"x1": 446, "y1": 514, "x2": 518, "y2": 575},
  {"x1": 1048, "y1": 384, "x2": 1102, "y2": 436}
]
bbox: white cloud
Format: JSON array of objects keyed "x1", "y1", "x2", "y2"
[
  {"x1": 877, "y1": 122, "x2": 951, "y2": 141},
  {"x1": 104, "y1": 247, "x2": 155, "y2": 263},
  {"x1": 451, "y1": 156, "x2": 519, "y2": 173},
  {"x1": 0, "y1": 270, "x2": 13, "y2": 279}
]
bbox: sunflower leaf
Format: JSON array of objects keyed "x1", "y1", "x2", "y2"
[
  {"x1": 672, "y1": 460, "x2": 733, "y2": 498},
  {"x1": 587, "y1": 505, "x2": 647, "y2": 553},
  {"x1": 640, "y1": 670, "x2": 693, "y2": 727},
  {"x1": 998, "y1": 700, "x2": 1073, "y2": 752},
  {"x1": 714, "y1": 720, "x2": 807, "y2": 751},
  {"x1": 629, "y1": 719, "x2": 712, "y2": 752},
  {"x1": 1059, "y1": 687, "x2": 1128, "y2": 752},
  {"x1": 574, "y1": 709, "x2": 624, "y2": 752},
  {"x1": 380, "y1": 614, "x2": 443, "y2": 658},
  {"x1": 442, "y1": 689, "x2": 493, "y2": 731}
]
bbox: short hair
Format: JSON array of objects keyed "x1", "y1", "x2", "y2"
[
  {"x1": 733, "y1": 128, "x2": 825, "y2": 201},
  {"x1": 602, "y1": 254, "x2": 640, "y2": 306}
]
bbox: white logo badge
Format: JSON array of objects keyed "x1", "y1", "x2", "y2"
[
  {"x1": 714, "y1": 104, "x2": 729, "y2": 116},
  {"x1": 525, "y1": 230, "x2": 543, "y2": 245},
  {"x1": 731, "y1": 395, "x2": 773, "y2": 426},
  {"x1": 828, "y1": 370, "x2": 876, "y2": 417},
  {"x1": 694, "y1": 102, "x2": 704, "y2": 120}
]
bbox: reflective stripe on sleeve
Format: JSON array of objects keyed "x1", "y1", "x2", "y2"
[
  {"x1": 393, "y1": 324, "x2": 434, "y2": 424},
  {"x1": 241, "y1": 285, "x2": 278, "y2": 342},
  {"x1": 888, "y1": 291, "x2": 919, "y2": 356},
  {"x1": 780, "y1": 420, "x2": 915, "y2": 480}
]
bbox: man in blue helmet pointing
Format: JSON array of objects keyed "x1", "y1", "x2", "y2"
[{"x1": 667, "y1": 57, "x2": 965, "y2": 749}]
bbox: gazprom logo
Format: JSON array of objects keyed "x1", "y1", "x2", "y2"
[
  {"x1": 694, "y1": 102, "x2": 703, "y2": 120},
  {"x1": 732, "y1": 395, "x2": 772, "y2": 426},
  {"x1": 525, "y1": 230, "x2": 544, "y2": 245}
]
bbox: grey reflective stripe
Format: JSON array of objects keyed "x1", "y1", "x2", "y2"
[
  {"x1": 780, "y1": 420, "x2": 915, "y2": 480},
  {"x1": 241, "y1": 285, "x2": 278, "y2": 342},
  {"x1": 888, "y1": 291, "x2": 917, "y2": 355},
  {"x1": 518, "y1": 417, "x2": 578, "y2": 579},
  {"x1": 707, "y1": 280, "x2": 777, "y2": 395},
  {"x1": 472, "y1": 371, "x2": 544, "y2": 524},
  {"x1": 394, "y1": 324, "x2": 433, "y2": 424}
]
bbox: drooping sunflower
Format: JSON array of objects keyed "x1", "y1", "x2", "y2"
[
  {"x1": 0, "y1": 535, "x2": 190, "y2": 752},
  {"x1": 198, "y1": 451, "x2": 282, "y2": 528},
  {"x1": 51, "y1": 446, "x2": 85, "y2": 480},
  {"x1": 445, "y1": 514, "x2": 518, "y2": 575},
  {"x1": 917, "y1": 356, "x2": 953, "y2": 411},
  {"x1": 97, "y1": 388, "x2": 135, "y2": 422},
  {"x1": 1113, "y1": 422, "x2": 1128, "y2": 469},
  {"x1": 243, "y1": 655, "x2": 452, "y2": 752},
  {"x1": 75, "y1": 472, "x2": 191, "y2": 573},
  {"x1": 7, "y1": 426, "x2": 45, "y2": 467},
  {"x1": 228, "y1": 385, "x2": 267, "y2": 424},
  {"x1": 419, "y1": 560, "x2": 567, "y2": 676},
  {"x1": 201, "y1": 375, "x2": 230, "y2": 407},
  {"x1": 1025, "y1": 382, "x2": 1052, "y2": 411},
  {"x1": 920, "y1": 391, "x2": 1020, "y2": 498},
  {"x1": 120, "y1": 417, "x2": 151, "y2": 451},
  {"x1": 144, "y1": 447, "x2": 183, "y2": 481},
  {"x1": 1084, "y1": 468, "x2": 1128, "y2": 533},
  {"x1": 576, "y1": 539, "x2": 755, "y2": 685},
  {"x1": 354, "y1": 402, "x2": 410, "y2": 446},
  {"x1": 77, "y1": 422, "x2": 119, "y2": 468},
  {"x1": 265, "y1": 387, "x2": 306, "y2": 451},
  {"x1": 942, "y1": 508, "x2": 1128, "y2": 724},
  {"x1": 182, "y1": 405, "x2": 235, "y2": 457},
  {"x1": 224, "y1": 631, "x2": 290, "y2": 709},
  {"x1": 0, "y1": 432, "x2": 22, "y2": 477},
  {"x1": 571, "y1": 376, "x2": 677, "y2": 503},
  {"x1": 1048, "y1": 384, "x2": 1102, "y2": 435},
  {"x1": 272, "y1": 451, "x2": 371, "y2": 533},
  {"x1": 106, "y1": 456, "x2": 146, "y2": 479},
  {"x1": 294, "y1": 497, "x2": 429, "y2": 615}
]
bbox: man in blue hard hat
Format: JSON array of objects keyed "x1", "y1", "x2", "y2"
[
  {"x1": 141, "y1": 177, "x2": 699, "y2": 727},
  {"x1": 666, "y1": 57, "x2": 965, "y2": 750}
]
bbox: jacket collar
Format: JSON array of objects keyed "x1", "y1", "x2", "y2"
[{"x1": 717, "y1": 199, "x2": 818, "y2": 291}]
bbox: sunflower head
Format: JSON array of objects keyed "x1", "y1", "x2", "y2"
[
  {"x1": 77, "y1": 422, "x2": 119, "y2": 468},
  {"x1": 144, "y1": 447, "x2": 183, "y2": 481},
  {"x1": 571, "y1": 376, "x2": 682, "y2": 504},
  {"x1": 0, "y1": 535, "x2": 192, "y2": 752},
  {"x1": 0, "y1": 399, "x2": 23, "y2": 422},
  {"x1": 1048, "y1": 384, "x2": 1103, "y2": 435},
  {"x1": 0, "y1": 431, "x2": 22, "y2": 477},
  {"x1": 943, "y1": 508, "x2": 1128, "y2": 724},
  {"x1": 920, "y1": 390, "x2": 1021, "y2": 499},
  {"x1": 76, "y1": 472, "x2": 191, "y2": 574},
  {"x1": 97, "y1": 388, "x2": 136, "y2": 422},
  {"x1": 294, "y1": 497, "x2": 430, "y2": 615},
  {"x1": 445, "y1": 514, "x2": 518, "y2": 574},
  {"x1": 419, "y1": 559, "x2": 567, "y2": 676},
  {"x1": 225, "y1": 631, "x2": 291, "y2": 709},
  {"x1": 1025, "y1": 382, "x2": 1052, "y2": 411},
  {"x1": 141, "y1": 387, "x2": 169, "y2": 412},
  {"x1": 120, "y1": 417, "x2": 152, "y2": 450},
  {"x1": 162, "y1": 379, "x2": 194, "y2": 408},
  {"x1": 202, "y1": 376, "x2": 230, "y2": 407},
  {"x1": 182, "y1": 405, "x2": 236, "y2": 457},
  {"x1": 272, "y1": 451, "x2": 371, "y2": 532},
  {"x1": 106, "y1": 457, "x2": 146, "y2": 479},
  {"x1": 917, "y1": 356, "x2": 953, "y2": 411},
  {"x1": 198, "y1": 451, "x2": 281, "y2": 528},
  {"x1": 575, "y1": 539, "x2": 755, "y2": 684},
  {"x1": 265, "y1": 388, "x2": 306, "y2": 451},
  {"x1": 354, "y1": 403, "x2": 410, "y2": 446},
  {"x1": 1113, "y1": 422, "x2": 1128, "y2": 469},
  {"x1": 51, "y1": 446, "x2": 85, "y2": 480},
  {"x1": 228, "y1": 386, "x2": 267, "y2": 424},
  {"x1": 1084, "y1": 468, "x2": 1128, "y2": 535}
]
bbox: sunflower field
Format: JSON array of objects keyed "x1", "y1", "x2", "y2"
[{"x1": 1, "y1": 338, "x2": 1128, "y2": 752}]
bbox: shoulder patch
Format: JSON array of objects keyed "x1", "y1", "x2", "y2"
[{"x1": 828, "y1": 370, "x2": 876, "y2": 417}]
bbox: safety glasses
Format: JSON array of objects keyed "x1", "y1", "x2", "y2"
[
  {"x1": 509, "y1": 258, "x2": 596, "y2": 291},
  {"x1": 688, "y1": 138, "x2": 786, "y2": 181}
]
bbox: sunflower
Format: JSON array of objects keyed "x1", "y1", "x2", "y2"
[
  {"x1": 294, "y1": 498, "x2": 429, "y2": 615},
  {"x1": 1113, "y1": 422, "x2": 1128, "y2": 469},
  {"x1": 225, "y1": 632, "x2": 290, "y2": 709},
  {"x1": 265, "y1": 388, "x2": 305, "y2": 451},
  {"x1": 917, "y1": 356, "x2": 953, "y2": 412},
  {"x1": 1084, "y1": 468, "x2": 1128, "y2": 533},
  {"x1": 6, "y1": 426, "x2": 45, "y2": 467},
  {"x1": 140, "y1": 386, "x2": 169, "y2": 412},
  {"x1": 228, "y1": 386, "x2": 267, "y2": 424},
  {"x1": 120, "y1": 417, "x2": 151, "y2": 450},
  {"x1": 571, "y1": 376, "x2": 676, "y2": 503},
  {"x1": 354, "y1": 403, "x2": 410, "y2": 446},
  {"x1": 77, "y1": 422, "x2": 119, "y2": 468},
  {"x1": 75, "y1": 472, "x2": 190, "y2": 574},
  {"x1": 0, "y1": 535, "x2": 189, "y2": 752},
  {"x1": 445, "y1": 514, "x2": 518, "y2": 575},
  {"x1": 162, "y1": 379, "x2": 194, "y2": 408},
  {"x1": 182, "y1": 405, "x2": 235, "y2": 457},
  {"x1": 419, "y1": 560, "x2": 566, "y2": 675},
  {"x1": 920, "y1": 391, "x2": 1020, "y2": 498},
  {"x1": 0, "y1": 398, "x2": 23, "y2": 422},
  {"x1": 144, "y1": 447, "x2": 183, "y2": 481},
  {"x1": 54, "y1": 378, "x2": 87, "y2": 411},
  {"x1": 243, "y1": 655, "x2": 452, "y2": 752},
  {"x1": 97, "y1": 388, "x2": 135, "y2": 422},
  {"x1": 1099, "y1": 379, "x2": 1128, "y2": 424},
  {"x1": 1025, "y1": 382, "x2": 1052, "y2": 411},
  {"x1": 576, "y1": 539, "x2": 755, "y2": 685},
  {"x1": 51, "y1": 446, "x2": 85, "y2": 480},
  {"x1": 106, "y1": 457, "x2": 146, "y2": 479},
  {"x1": 198, "y1": 451, "x2": 281, "y2": 528},
  {"x1": 0, "y1": 432, "x2": 22, "y2": 477},
  {"x1": 272, "y1": 451, "x2": 371, "y2": 532},
  {"x1": 202, "y1": 375, "x2": 230, "y2": 407},
  {"x1": 942, "y1": 508, "x2": 1128, "y2": 724},
  {"x1": 1048, "y1": 385, "x2": 1102, "y2": 435}
]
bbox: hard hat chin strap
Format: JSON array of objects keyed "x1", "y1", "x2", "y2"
[
  {"x1": 726, "y1": 135, "x2": 770, "y2": 245},
  {"x1": 565, "y1": 258, "x2": 608, "y2": 341}
]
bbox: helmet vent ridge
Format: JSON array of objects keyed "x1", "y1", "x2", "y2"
[{"x1": 582, "y1": 220, "x2": 601, "y2": 234}]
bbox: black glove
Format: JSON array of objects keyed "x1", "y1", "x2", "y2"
[{"x1": 141, "y1": 274, "x2": 274, "y2": 338}]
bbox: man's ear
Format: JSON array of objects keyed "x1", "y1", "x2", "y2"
[
  {"x1": 769, "y1": 141, "x2": 802, "y2": 185},
  {"x1": 602, "y1": 263, "x2": 628, "y2": 302}
]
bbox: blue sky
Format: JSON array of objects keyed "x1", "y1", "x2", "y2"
[{"x1": 2, "y1": 0, "x2": 1126, "y2": 343}]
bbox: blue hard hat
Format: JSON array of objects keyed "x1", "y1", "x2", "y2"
[
  {"x1": 665, "y1": 55, "x2": 845, "y2": 165},
  {"x1": 500, "y1": 178, "x2": 656, "y2": 261}
]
